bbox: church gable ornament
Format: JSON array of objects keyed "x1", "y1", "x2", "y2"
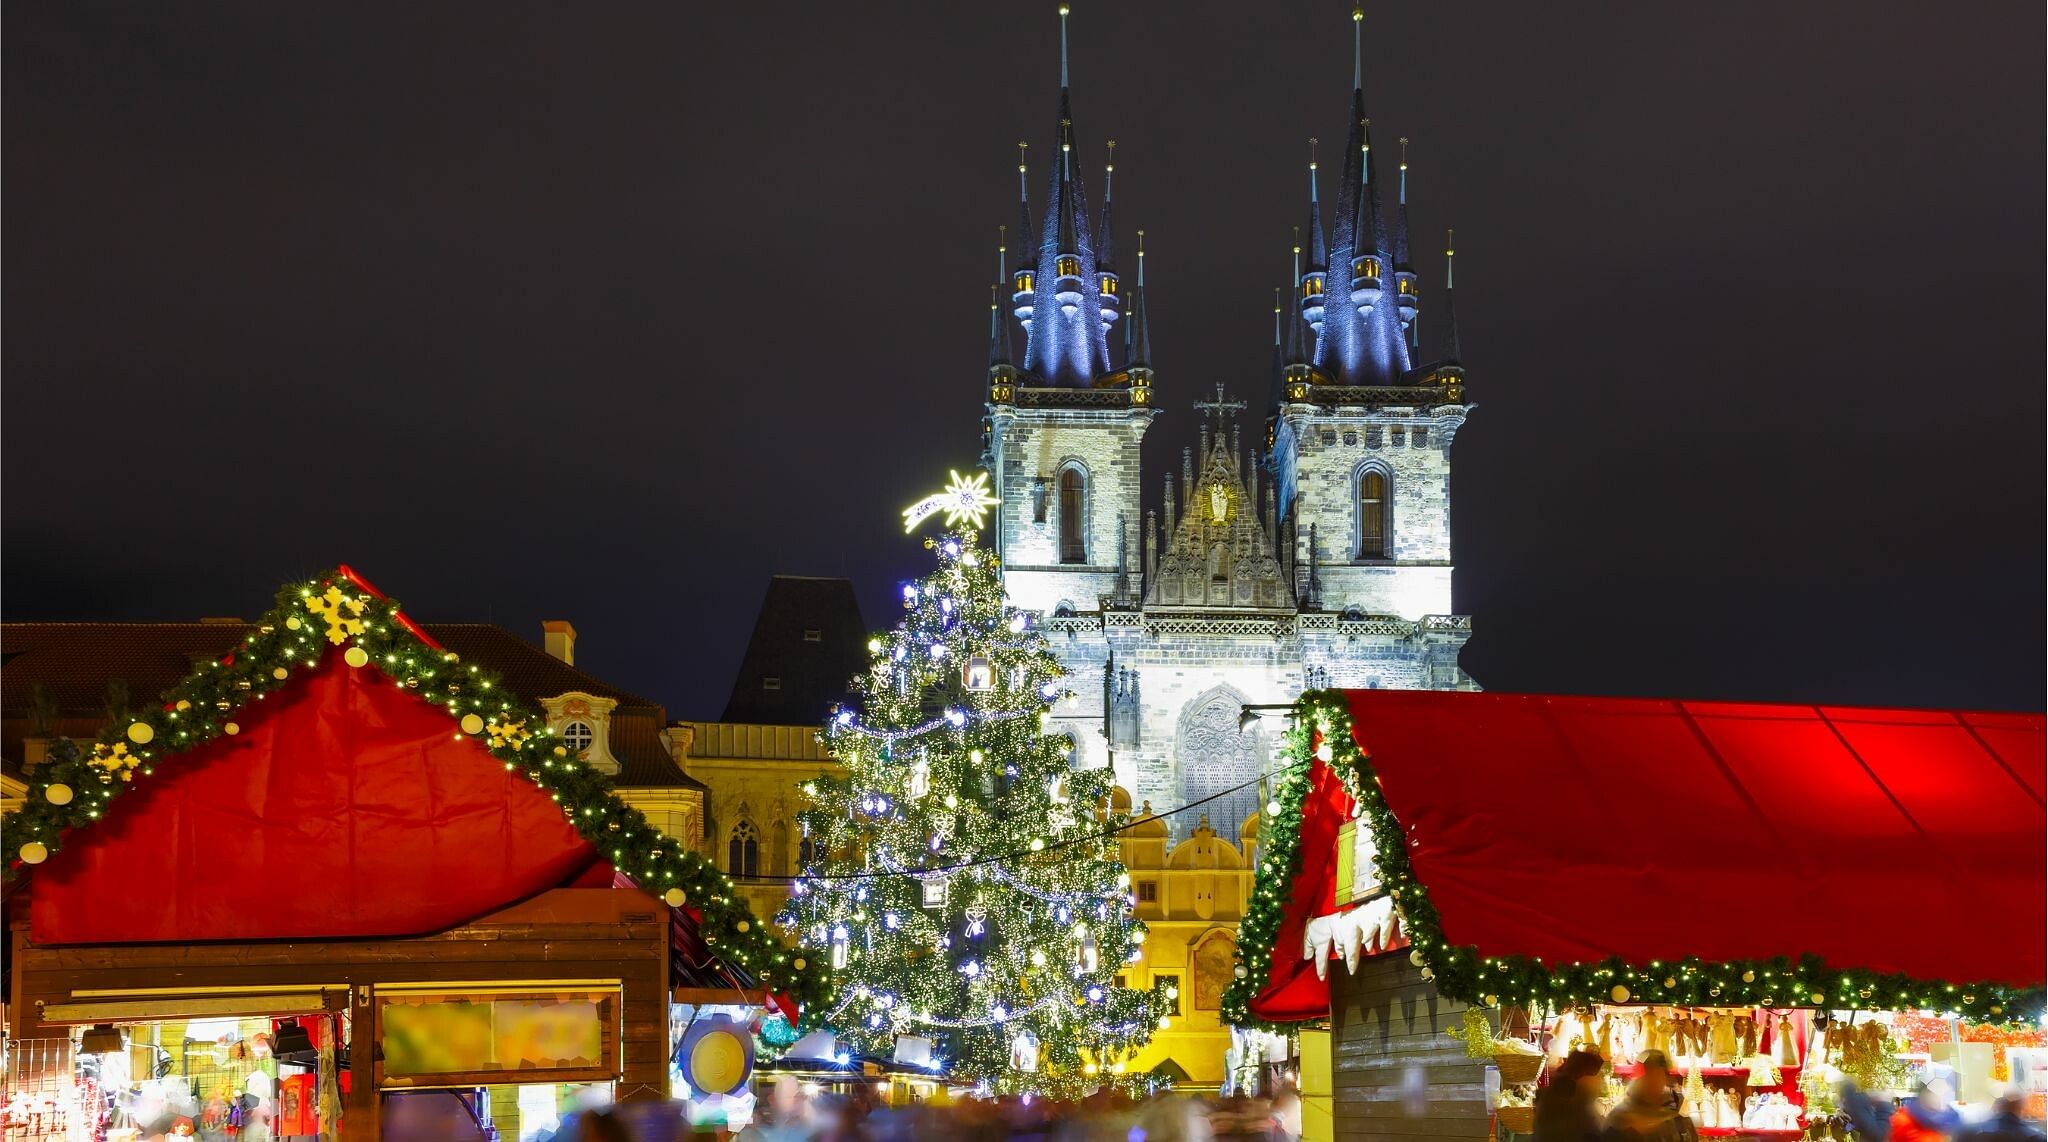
[{"x1": 1146, "y1": 389, "x2": 1293, "y2": 611}]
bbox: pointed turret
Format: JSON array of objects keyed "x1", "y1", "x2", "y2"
[
  {"x1": 1098, "y1": 141, "x2": 1122, "y2": 339},
  {"x1": 1011, "y1": 144, "x2": 1036, "y2": 331},
  {"x1": 1439, "y1": 229, "x2": 1462, "y2": 367},
  {"x1": 1393, "y1": 137, "x2": 1418, "y2": 331},
  {"x1": 1021, "y1": 3, "x2": 1113, "y2": 386},
  {"x1": 1298, "y1": 141, "x2": 1329, "y2": 338},
  {"x1": 1124, "y1": 230, "x2": 1154, "y2": 408},
  {"x1": 1348, "y1": 114, "x2": 1387, "y2": 319}
]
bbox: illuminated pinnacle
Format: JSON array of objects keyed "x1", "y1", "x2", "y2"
[
  {"x1": 1059, "y1": 3, "x2": 1071, "y2": 89},
  {"x1": 1353, "y1": 6, "x2": 1365, "y2": 90}
]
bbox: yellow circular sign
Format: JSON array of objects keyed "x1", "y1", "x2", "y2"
[{"x1": 688, "y1": 1028, "x2": 749, "y2": 1095}]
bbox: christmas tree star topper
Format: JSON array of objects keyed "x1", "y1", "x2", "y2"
[{"x1": 902, "y1": 470, "x2": 1000, "y2": 534}]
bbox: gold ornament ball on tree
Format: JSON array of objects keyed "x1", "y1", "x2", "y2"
[
  {"x1": 344, "y1": 647, "x2": 370, "y2": 668},
  {"x1": 736, "y1": 920, "x2": 751, "y2": 933},
  {"x1": 460, "y1": 714, "x2": 486, "y2": 735},
  {"x1": 1742, "y1": 970, "x2": 1756, "y2": 983},
  {"x1": 224, "y1": 722, "x2": 240, "y2": 735},
  {"x1": 19, "y1": 842, "x2": 49, "y2": 865},
  {"x1": 45, "y1": 783, "x2": 74, "y2": 806},
  {"x1": 273, "y1": 667, "x2": 289, "y2": 680},
  {"x1": 793, "y1": 958, "x2": 806, "y2": 971},
  {"x1": 664, "y1": 889, "x2": 687, "y2": 907},
  {"x1": 286, "y1": 616, "x2": 303, "y2": 630},
  {"x1": 127, "y1": 722, "x2": 154, "y2": 744},
  {"x1": 1611, "y1": 985, "x2": 1632, "y2": 1003}
]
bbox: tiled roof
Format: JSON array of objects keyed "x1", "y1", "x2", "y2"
[
  {"x1": 719, "y1": 577, "x2": 869, "y2": 726},
  {"x1": 0, "y1": 621, "x2": 701, "y2": 791}
]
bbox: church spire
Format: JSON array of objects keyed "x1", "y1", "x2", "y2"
[
  {"x1": 1125, "y1": 229, "x2": 1153, "y2": 377},
  {"x1": 1393, "y1": 136, "x2": 1419, "y2": 332},
  {"x1": 1298, "y1": 140, "x2": 1329, "y2": 341},
  {"x1": 1098, "y1": 140, "x2": 1123, "y2": 344},
  {"x1": 1011, "y1": 143, "x2": 1036, "y2": 333},
  {"x1": 1023, "y1": 2, "x2": 1112, "y2": 387},
  {"x1": 1439, "y1": 228, "x2": 1463, "y2": 366}
]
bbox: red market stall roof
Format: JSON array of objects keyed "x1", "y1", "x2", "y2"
[
  {"x1": 1246, "y1": 690, "x2": 2046, "y2": 1025},
  {"x1": 6, "y1": 568, "x2": 818, "y2": 1014}
]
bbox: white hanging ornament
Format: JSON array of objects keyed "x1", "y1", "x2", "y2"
[
  {"x1": 1078, "y1": 928, "x2": 1101, "y2": 973},
  {"x1": 909, "y1": 759, "x2": 931, "y2": 801}
]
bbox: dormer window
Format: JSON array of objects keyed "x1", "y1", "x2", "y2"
[
  {"x1": 1355, "y1": 256, "x2": 1381, "y2": 278},
  {"x1": 562, "y1": 721, "x2": 595, "y2": 753},
  {"x1": 1398, "y1": 277, "x2": 1416, "y2": 295},
  {"x1": 1301, "y1": 276, "x2": 1324, "y2": 297},
  {"x1": 1100, "y1": 276, "x2": 1118, "y2": 295},
  {"x1": 1055, "y1": 255, "x2": 1081, "y2": 278},
  {"x1": 1016, "y1": 272, "x2": 1035, "y2": 292}
]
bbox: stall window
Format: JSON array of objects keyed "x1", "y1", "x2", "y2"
[{"x1": 728, "y1": 820, "x2": 760, "y2": 878}]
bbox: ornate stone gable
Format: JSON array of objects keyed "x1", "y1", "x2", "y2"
[{"x1": 1145, "y1": 437, "x2": 1295, "y2": 610}]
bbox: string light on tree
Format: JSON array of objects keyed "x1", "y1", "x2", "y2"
[{"x1": 782, "y1": 524, "x2": 1161, "y2": 1092}]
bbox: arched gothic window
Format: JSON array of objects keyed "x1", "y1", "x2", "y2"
[
  {"x1": 798, "y1": 835, "x2": 818, "y2": 870},
  {"x1": 1176, "y1": 689, "x2": 1260, "y2": 843},
  {"x1": 1058, "y1": 466, "x2": 1087, "y2": 564},
  {"x1": 1357, "y1": 468, "x2": 1390, "y2": 559},
  {"x1": 727, "y1": 820, "x2": 759, "y2": 879}
]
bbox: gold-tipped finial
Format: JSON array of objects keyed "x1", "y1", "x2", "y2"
[
  {"x1": 1106, "y1": 139, "x2": 1116, "y2": 175},
  {"x1": 1399, "y1": 137, "x2": 1409, "y2": 170},
  {"x1": 1059, "y1": 2, "x2": 1070, "y2": 14},
  {"x1": 1136, "y1": 228, "x2": 1145, "y2": 255},
  {"x1": 1309, "y1": 137, "x2": 1319, "y2": 171},
  {"x1": 1292, "y1": 224, "x2": 1302, "y2": 257},
  {"x1": 1017, "y1": 141, "x2": 1028, "y2": 174},
  {"x1": 1353, "y1": 6, "x2": 1364, "y2": 21},
  {"x1": 1273, "y1": 287, "x2": 1282, "y2": 314},
  {"x1": 1445, "y1": 228, "x2": 1456, "y2": 258},
  {"x1": 998, "y1": 223, "x2": 1007, "y2": 255}
]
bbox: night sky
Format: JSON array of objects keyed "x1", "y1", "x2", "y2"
[{"x1": 6, "y1": 3, "x2": 2042, "y2": 716}]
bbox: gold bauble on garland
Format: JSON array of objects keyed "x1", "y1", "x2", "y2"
[
  {"x1": 664, "y1": 888, "x2": 687, "y2": 907},
  {"x1": 19, "y1": 842, "x2": 48, "y2": 864},
  {"x1": 45, "y1": 783, "x2": 74, "y2": 806},
  {"x1": 460, "y1": 714, "x2": 485, "y2": 735},
  {"x1": 343, "y1": 646, "x2": 370, "y2": 668},
  {"x1": 127, "y1": 722, "x2": 154, "y2": 744},
  {"x1": 224, "y1": 722, "x2": 241, "y2": 735},
  {"x1": 1611, "y1": 985, "x2": 1632, "y2": 1003}
]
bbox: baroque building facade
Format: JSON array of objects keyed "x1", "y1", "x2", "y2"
[{"x1": 977, "y1": 7, "x2": 1480, "y2": 1085}]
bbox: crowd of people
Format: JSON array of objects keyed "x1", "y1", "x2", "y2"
[
  {"x1": 548, "y1": 1079, "x2": 1303, "y2": 1141},
  {"x1": 1533, "y1": 1049, "x2": 2044, "y2": 1142}
]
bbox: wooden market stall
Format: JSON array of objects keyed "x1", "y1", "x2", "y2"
[
  {"x1": 1222, "y1": 690, "x2": 2046, "y2": 1142},
  {"x1": 3, "y1": 568, "x2": 815, "y2": 1141}
]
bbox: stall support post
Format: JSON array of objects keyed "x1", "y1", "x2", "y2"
[{"x1": 348, "y1": 983, "x2": 380, "y2": 1142}]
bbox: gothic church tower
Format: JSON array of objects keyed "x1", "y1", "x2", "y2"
[{"x1": 984, "y1": 4, "x2": 1155, "y2": 617}]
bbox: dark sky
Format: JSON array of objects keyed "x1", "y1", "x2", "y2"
[{"x1": 6, "y1": 3, "x2": 2042, "y2": 716}]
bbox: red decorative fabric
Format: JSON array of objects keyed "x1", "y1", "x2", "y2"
[
  {"x1": 1247, "y1": 742, "x2": 1358, "y2": 1023},
  {"x1": 1336, "y1": 692, "x2": 2045, "y2": 987},
  {"x1": 32, "y1": 654, "x2": 600, "y2": 944}
]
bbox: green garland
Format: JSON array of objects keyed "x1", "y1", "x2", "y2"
[
  {"x1": 5, "y1": 570, "x2": 824, "y2": 1011},
  {"x1": 1223, "y1": 691, "x2": 2044, "y2": 1029}
]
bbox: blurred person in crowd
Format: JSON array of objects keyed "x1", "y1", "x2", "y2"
[
  {"x1": 1264, "y1": 1087, "x2": 1303, "y2": 1141},
  {"x1": 1534, "y1": 1049, "x2": 1607, "y2": 1142},
  {"x1": 1838, "y1": 1078, "x2": 1894, "y2": 1142},
  {"x1": 575, "y1": 1110, "x2": 632, "y2": 1142},
  {"x1": 1892, "y1": 1072, "x2": 1963, "y2": 1142},
  {"x1": 1957, "y1": 1091, "x2": 2045, "y2": 1142},
  {"x1": 1608, "y1": 1050, "x2": 1698, "y2": 1142},
  {"x1": 736, "y1": 1076, "x2": 809, "y2": 1142},
  {"x1": 1136, "y1": 1092, "x2": 1215, "y2": 1142}
]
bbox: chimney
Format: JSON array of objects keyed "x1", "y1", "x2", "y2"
[{"x1": 542, "y1": 620, "x2": 577, "y2": 665}]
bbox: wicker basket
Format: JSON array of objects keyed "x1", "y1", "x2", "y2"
[
  {"x1": 1493, "y1": 1051, "x2": 1545, "y2": 1087},
  {"x1": 1496, "y1": 1105, "x2": 1537, "y2": 1134}
]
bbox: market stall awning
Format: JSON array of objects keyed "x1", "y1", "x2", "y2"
[
  {"x1": 1247, "y1": 691, "x2": 2045, "y2": 1024},
  {"x1": 30, "y1": 652, "x2": 604, "y2": 943}
]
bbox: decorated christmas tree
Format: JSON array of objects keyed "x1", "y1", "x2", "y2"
[{"x1": 781, "y1": 516, "x2": 1159, "y2": 1090}]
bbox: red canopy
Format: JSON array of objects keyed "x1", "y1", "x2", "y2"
[
  {"x1": 32, "y1": 654, "x2": 602, "y2": 944},
  {"x1": 1252, "y1": 691, "x2": 2045, "y2": 1021}
]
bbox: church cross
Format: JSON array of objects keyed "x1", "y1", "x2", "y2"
[{"x1": 1192, "y1": 383, "x2": 1246, "y2": 426}]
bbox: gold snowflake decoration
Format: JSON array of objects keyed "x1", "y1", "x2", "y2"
[
  {"x1": 486, "y1": 720, "x2": 533, "y2": 750},
  {"x1": 91, "y1": 742, "x2": 143, "y2": 781},
  {"x1": 305, "y1": 586, "x2": 368, "y2": 646},
  {"x1": 902, "y1": 469, "x2": 999, "y2": 534}
]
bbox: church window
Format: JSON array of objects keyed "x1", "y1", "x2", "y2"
[
  {"x1": 798, "y1": 834, "x2": 818, "y2": 869},
  {"x1": 1411, "y1": 426, "x2": 1428, "y2": 448},
  {"x1": 1390, "y1": 426, "x2": 1406, "y2": 447},
  {"x1": 803, "y1": 628, "x2": 822, "y2": 643},
  {"x1": 1056, "y1": 255, "x2": 1081, "y2": 278},
  {"x1": 1399, "y1": 277, "x2": 1417, "y2": 295},
  {"x1": 1301, "y1": 277, "x2": 1323, "y2": 298},
  {"x1": 1137, "y1": 881, "x2": 1158, "y2": 903},
  {"x1": 1058, "y1": 466, "x2": 1086, "y2": 564},
  {"x1": 1017, "y1": 272, "x2": 1035, "y2": 292},
  {"x1": 1357, "y1": 469, "x2": 1390, "y2": 559},
  {"x1": 727, "y1": 820, "x2": 760, "y2": 879},
  {"x1": 561, "y1": 720, "x2": 595, "y2": 753},
  {"x1": 1101, "y1": 276, "x2": 1118, "y2": 295},
  {"x1": 762, "y1": 676, "x2": 782, "y2": 691}
]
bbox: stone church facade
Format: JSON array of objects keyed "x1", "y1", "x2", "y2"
[{"x1": 983, "y1": 8, "x2": 1479, "y2": 845}]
